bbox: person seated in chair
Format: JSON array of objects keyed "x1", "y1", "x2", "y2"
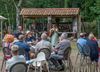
[
  {"x1": 77, "y1": 33, "x2": 89, "y2": 54},
  {"x1": 88, "y1": 33, "x2": 99, "y2": 64},
  {"x1": 6, "y1": 45, "x2": 26, "y2": 71},
  {"x1": 35, "y1": 33, "x2": 51, "y2": 52},
  {"x1": 35, "y1": 33, "x2": 51, "y2": 72},
  {"x1": 14, "y1": 34, "x2": 30, "y2": 60},
  {"x1": 25, "y1": 30, "x2": 36, "y2": 44},
  {"x1": 50, "y1": 32, "x2": 71, "y2": 71}
]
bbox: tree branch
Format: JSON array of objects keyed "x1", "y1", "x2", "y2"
[
  {"x1": 12, "y1": 0, "x2": 17, "y2": 9},
  {"x1": 17, "y1": 0, "x2": 23, "y2": 7}
]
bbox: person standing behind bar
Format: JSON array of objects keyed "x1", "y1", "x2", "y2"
[{"x1": 49, "y1": 24, "x2": 59, "y2": 49}]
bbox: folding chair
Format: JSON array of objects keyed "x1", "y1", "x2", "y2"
[
  {"x1": 75, "y1": 43, "x2": 83, "y2": 64},
  {"x1": 63, "y1": 47, "x2": 72, "y2": 72},
  {"x1": 38, "y1": 48, "x2": 51, "y2": 60},
  {"x1": 75, "y1": 43, "x2": 91, "y2": 72},
  {"x1": 32, "y1": 52, "x2": 50, "y2": 72},
  {"x1": 9, "y1": 62, "x2": 27, "y2": 72},
  {"x1": 75, "y1": 43, "x2": 90, "y2": 64}
]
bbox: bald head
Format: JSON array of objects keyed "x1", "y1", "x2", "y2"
[{"x1": 41, "y1": 33, "x2": 47, "y2": 40}]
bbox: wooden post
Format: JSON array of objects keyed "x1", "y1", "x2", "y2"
[
  {"x1": 47, "y1": 16, "x2": 52, "y2": 31},
  {"x1": 77, "y1": 15, "x2": 82, "y2": 38}
]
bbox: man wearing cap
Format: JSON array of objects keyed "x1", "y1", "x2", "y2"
[{"x1": 6, "y1": 45, "x2": 26, "y2": 71}]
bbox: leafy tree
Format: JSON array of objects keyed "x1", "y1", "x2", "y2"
[{"x1": 0, "y1": 0, "x2": 100, "y2": 33}]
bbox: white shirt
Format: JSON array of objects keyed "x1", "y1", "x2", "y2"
[
  {"x1": 6, "y1": 55, "x2": 26, "y2": 71},
  {"x1": 35, "y1": 40, "x2": 51, "y2": 52}
]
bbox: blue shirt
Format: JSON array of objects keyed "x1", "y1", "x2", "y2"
[
  {"x1": 77, "y1": 37, "x2": 88, "y2": 47},
  {"x1": 25, "y1": 36, "x2": 36, "y2": 42},
  {"x1": 77, "y1": 37, "x2": 88, "y2": 54},
  {"x1": 14, "y1": 41, "x2": 30, "y2": 60}
]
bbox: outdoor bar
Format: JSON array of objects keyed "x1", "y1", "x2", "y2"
[{"x1": 20, "y1": 8, "x2": 81, "y2": 38}]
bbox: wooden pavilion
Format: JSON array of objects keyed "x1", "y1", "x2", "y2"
[{"x1": 20, "y1": 8, "x2": 81, "y2": 38}]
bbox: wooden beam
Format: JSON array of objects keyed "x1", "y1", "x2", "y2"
[
  {"x1": 21, "y1": 15, "x2": 77, "y2": 18},
  {"x1": 77, "y1": 15, "x2": 81, "y2": 38},
  {"x1": 47, "y1": 16, "x2": 52, "y2": 31}
]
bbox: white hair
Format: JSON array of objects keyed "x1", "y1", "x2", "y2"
[
  {"x1": 88, "y1": 33, "x2": 95, "y2": 39},
  {"x1": 41, "y1": 33, "x2": 47, "y2": 40},
  {"x1": 60, "y1": 32, "x2": 68, "y2": 39}
]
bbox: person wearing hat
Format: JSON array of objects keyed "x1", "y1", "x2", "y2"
[
  {"x1": 77, "y1": 32, "x2": 89, "y2": 54},
  {"x1": 6, "y1": 45, "x2": 26, "y2": 71}
]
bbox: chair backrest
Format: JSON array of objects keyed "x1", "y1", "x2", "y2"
[
  {"x1": 63, "y1": 47, "x2": 71, "y2": 60},
  {"x1": 36, "y1": 52, "x2": 46, "y2": 61},
  {"x1": 9, "y1": 62, "x2": 27, "y2": 72},
  {"x1": 77, "y1": 43, "x2": 90, "y2": 56},
  {"x1": 38, "y1": 48, "x2": 51, "y2": 60},
  {"x1": 3, "y1": 47, "x2": 12, "y2": 60}
]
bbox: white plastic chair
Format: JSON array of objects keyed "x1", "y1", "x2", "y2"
[{"x1": 32, "y1": 52, "x2": 49, "y2": 72}]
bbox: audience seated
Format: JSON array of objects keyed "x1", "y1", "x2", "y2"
[
  {"x1": 50, "y1": 32, "x2": 71, "y2": 71},
  {"x1": 14, "y1": 34, "x2": 30, "y2": 60},
  {"x1": 6, "y1": 45, "x2": 26, "y2": 71},
  {"x1": 35, "y1": 33, "x2": 51, "y2": 52},
  {"x1": 25, "y1": 30, "x2": 36, "y2": 43},
  {"x1": 77, "y1": 33, "x2": 89, "y2": 54},
  {"x1": 88, "y1": 33, "x2": 99, "y2": 63}
]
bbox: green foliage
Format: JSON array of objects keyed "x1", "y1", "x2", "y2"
[
  {"x1": 0, "y1": 0, "x2": 100, "y2": 35},
  {"x1": 1, "y1": 0, "x2": 99, "y2": 24},
  {"x1": 23, "y1": 0, "x2": 64, "y2": 8},
  {"x1": 0, "y1": 0, "x2": 16, "y2": 25}
]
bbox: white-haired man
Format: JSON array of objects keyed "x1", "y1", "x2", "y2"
[
  {"x1": 50, "y1": 32, "x2": 71, "y2": 71},
  {"x1": 6, "y1": 45, "x2": 26, "y2": 71},
  {"x1": 35, "y1": 33, "x2": 51, "y2": 52}
]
